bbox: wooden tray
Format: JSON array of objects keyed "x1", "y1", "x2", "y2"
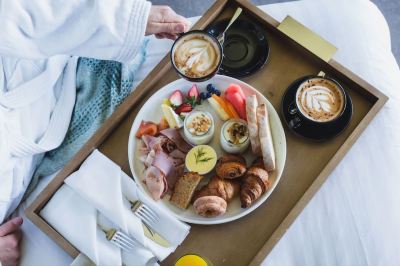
[{"x1": 26, "y1": 0, "x2": 388, "y2": 265}]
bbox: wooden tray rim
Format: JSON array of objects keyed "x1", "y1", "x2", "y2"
[{"x1": 25, "y1": 0, "x2": 388, "y2": 264}]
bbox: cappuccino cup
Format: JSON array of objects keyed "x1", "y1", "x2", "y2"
[
  {"x1": 171, "y1": 30, "x2": 223, "y2": 82},
  {"x1": 288, "y1": 76, "x2": 347, "y2": 129}
]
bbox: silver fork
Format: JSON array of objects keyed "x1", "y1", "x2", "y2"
[
  {"x1": 130, "y1": 200, "x2": 159, "y2": 227},
  {"x1": 102, "y1": 228, "x2": 138, "y2": 252}
]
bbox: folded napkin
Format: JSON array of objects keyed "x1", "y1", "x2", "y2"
[{"x1": 41, "y1": 150, "x2": 190, "y2": 265}]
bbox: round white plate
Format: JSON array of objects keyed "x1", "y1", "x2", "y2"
[{"x1": 128, "y1": 75, "x2": 286, "y2": 224}]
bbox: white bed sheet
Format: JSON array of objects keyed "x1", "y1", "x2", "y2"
[{"x1": 17, "y1": 0, "x2": 400, "y2": 265}]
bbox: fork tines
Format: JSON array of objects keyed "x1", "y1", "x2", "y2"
[
  {"x1": 131, "y1": 201, "x2": 159, "y2": 226},
  {"x1": 111, "y1": 231, "x2": 137, "y2": 252}
]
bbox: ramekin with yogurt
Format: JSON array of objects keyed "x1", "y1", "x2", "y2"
[
  {"x1": 220, "y1": 119, "x2": 250, "y2": 154},
  {"x1": 184, "y1": 111, "x2": 215, "y2": 145}
]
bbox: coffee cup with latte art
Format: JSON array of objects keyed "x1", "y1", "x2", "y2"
[
  {"x1": 171, "y1": 30, "x2": 223, "y2": 82},
  {"x1": 288, "y1": 76, "x2": 347, "y2": 129}
]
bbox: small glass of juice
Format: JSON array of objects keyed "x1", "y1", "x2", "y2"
[{"x1": 175, "y1": 254, "x2": 212, "y2": 266}]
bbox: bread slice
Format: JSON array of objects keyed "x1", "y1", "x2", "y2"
[
  {"x1": 256, "y1": 104, "x2": 276, "y2": 171},
  {"x1": 170, "y1": 172, "x2": 204, "y2": 209},
  {"x1": 246, "y1": 95, "x2": 261, "y2": 155}
]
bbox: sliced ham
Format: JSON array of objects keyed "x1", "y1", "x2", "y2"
[
  {"x1": 162, "y1": 139, "x2": 176, "y2": 153},
  {"x1": 141, "y1": 135, "x2": 157, "y2": 150},
  {"x1": 142, "y1": 135, "x2": 164, "y2": 150},
  {"x1": 138, "y1": 139, "x2": 149, "y2": 156},
  {"x1": 152, "y1": 149, "x2": 178, "y2": 189},
  {"x1": 144, "y1": 149, "x2": 156, "y2": 168},
  {"x1": 176, "y1": 164, "x2": 185, "y2": 178},
  {"x1": 140, "y1": 129, "x2": 192, "y2": 199},
  {"x1": 141, "y1": 134, "x2": 176, "y2": 154},
  {"x1": 160, "y1": 128, "x2": 192, "y2": 153},
  {"x1": 144, "y1": 166, "x2": 166, "y2": 200},
  {"x1": 169, "y1": 149, "x2": 186, "y2": 160},
  {"x1": 162, "y1": 176, "x2": 168, "y2": 196},
  {"x1": 139, "y1": 154, "x2": 147, "y2": 164},
  {"x1": 171, "y1": 157, "x2": 184, "y2": 167}
]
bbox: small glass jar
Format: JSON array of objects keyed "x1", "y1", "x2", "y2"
[
  {"x1": 184, "y1": 111, "x2": 215, "y2": 145},
  {"x1": 220, "y1": 119, "x2": 250, "y2": 154}
]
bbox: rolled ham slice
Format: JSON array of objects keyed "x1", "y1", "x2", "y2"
[
  {"x1": 152, "y1": 149, "x2": 178, "y2": 189},
  {"x1": 160, "y1": 128, "x2": 192, "y2": 152},
  {"x1": 144, "y1": 149, "x2": 156, "y2": 168},
  {"x1": 142, "y1": 135, "x2": 174, "y2": 153},
  {"x1": 144, "y1": 166, "x2": 167, "y2": 200},
  {"x1": 169, "y1": 149, "x2": 186, "y2": 160},
  {"x1": 141, "y1": 135, "x2": 157, "y2": 150},
  {"x1": 140, "y1": 129, "x2": 192, "y2": 199}
]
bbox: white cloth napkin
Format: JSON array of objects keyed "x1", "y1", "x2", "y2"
[{"x1": 41, "y1": 149, "x2": 190, "y2": 265}]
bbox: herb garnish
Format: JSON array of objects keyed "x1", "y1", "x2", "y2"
[
  {"x1": 194, "y1": 147, "x2": 213, "y2": 164},
  {"x1": 185, "y1": 96, "x2": 200, "y2": 108}
]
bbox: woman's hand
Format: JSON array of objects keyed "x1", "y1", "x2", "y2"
[
  {"x1": 0, "y1": 217, "x2": 23, "y2": 266},
  {"x1": 146, "y1": 6, "x2": 190, "y2": 40}
]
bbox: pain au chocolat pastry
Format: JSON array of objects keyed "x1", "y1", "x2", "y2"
[
  {"x1": 240, "y1": 157, "x2": 270, "y2": 208},
  {"x1": 215, "y1": 154, "x2": 247, "y2": 179},
  {"x1": 192, "y1": 176, "x2": 240, "y2": 217}
]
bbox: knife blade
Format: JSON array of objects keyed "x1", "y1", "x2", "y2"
[{"x1": 142, "y1": 223, "x2": 170, "y2": 248}]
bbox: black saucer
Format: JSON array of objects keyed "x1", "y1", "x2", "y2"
[
  {"x1": 206, "y1": 19, "x2": 269, "y2": 78},
  {"x1": 281, "y1": 76, "x2": 353, "y2": 141}
]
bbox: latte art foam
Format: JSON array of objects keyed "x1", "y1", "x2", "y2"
[
  {"x1": 296, "y1": 78, "x2": 345, "y2": 122},
  {"x1": 173, "y1": 34, "x2": 221, "y2": 78}
]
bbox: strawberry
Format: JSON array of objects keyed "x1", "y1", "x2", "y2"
[
  {"x1": 169, "y1": 90, "x2": 183, "y2": 107},
  {"x1": 174, "y1": 103, "x2": 192, "y2": 114},
  {"x1": 188, "y1": 84, "x2": 200, "y2": 101}
]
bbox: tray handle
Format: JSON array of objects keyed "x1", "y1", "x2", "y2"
[{"x1": 277, "y1": 16, "x2": 337, "y2": 62}]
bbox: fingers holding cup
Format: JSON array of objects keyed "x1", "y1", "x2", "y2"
[{"x1": 146, "y1": 5, "x2": 190, "y2": 39}]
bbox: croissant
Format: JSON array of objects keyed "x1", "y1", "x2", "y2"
[
  {"x1": 192, "y1": 176, "x2": 240, "y2": 218},
  {"x1": 215, "y1": 154, "x2": 247, "y2": 179},
  {"x1": 251, "y1": 157, "x2": 265, "y2": 169},
  {"x1": 240, "y1": 158, "x2": 270, "y2": 208},
  {"x1": 193, "y1": 176, "x2": 240, "y2": 202}
]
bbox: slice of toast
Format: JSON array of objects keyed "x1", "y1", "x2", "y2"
[{"x1": 170, "y1": 172, "x2": 203, "y2": 209}]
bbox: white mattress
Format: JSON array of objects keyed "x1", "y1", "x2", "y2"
[{"x1": 18, "y1": 0, "x2": 400, "y2": 265}]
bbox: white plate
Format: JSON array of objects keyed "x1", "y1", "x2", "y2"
[{"x1": 128, "y1": 75, "x2": 286, "y2": 224}]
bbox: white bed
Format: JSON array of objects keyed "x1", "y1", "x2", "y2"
[{"x1": 18, "y1": 0, "x2": 400, "y2": 265}]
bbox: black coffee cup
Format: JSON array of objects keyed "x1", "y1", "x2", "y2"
[
  {"x1": 170, "y1": 30, "x2": 223, "y2": 82},
  {"x1": 288, "y1": 76, "x2": 347, "y2": 129}
]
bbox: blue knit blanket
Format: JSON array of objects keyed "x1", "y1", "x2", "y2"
[{"x1": 27, "y1": 40, "x2": 149, "y2": 195}]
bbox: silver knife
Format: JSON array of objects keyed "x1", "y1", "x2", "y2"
[
  {"x1": 142, "y1": 222, "x2": 170, "y2": 248},
  {"x1": 124, "y1": 197, "x2": 170, "y2": 247}
]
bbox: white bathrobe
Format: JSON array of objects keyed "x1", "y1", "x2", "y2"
[{"x1": 0, "y1": 0, "x2": 151, "y2": 223}]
